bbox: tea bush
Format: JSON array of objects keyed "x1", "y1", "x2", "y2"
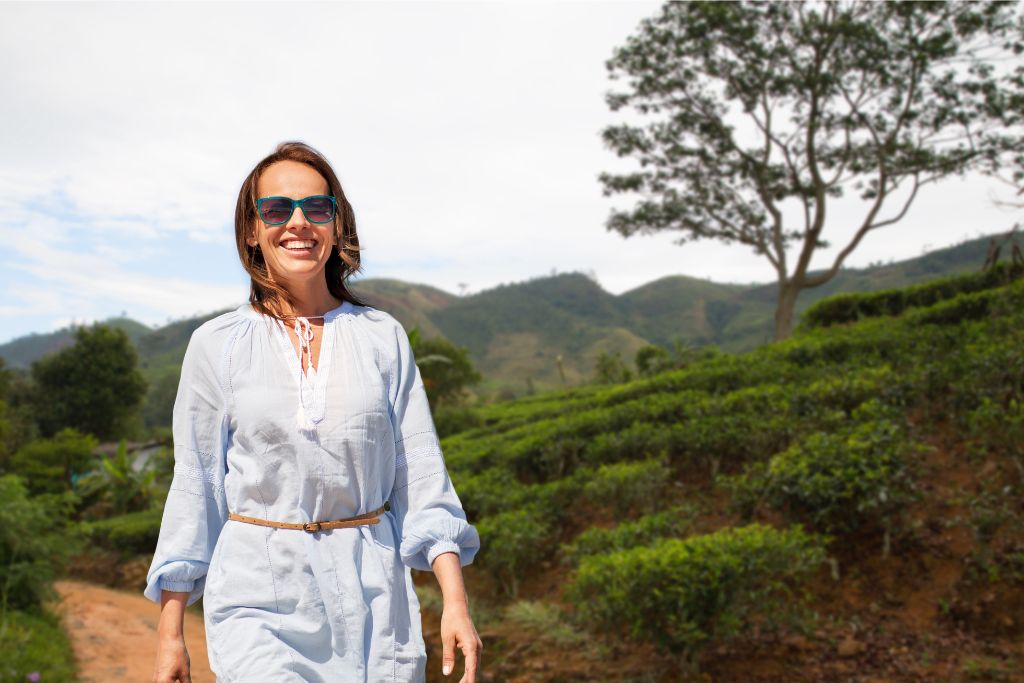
[
  {"x1": 581, "y1": 455, "x2": 671, "y2": 517},
  {"x1": 800, "y1": 262, "x2": 1023, "y2": 330},
  {"x1": 565, "y1": 523, "x2": 827, "y2": 663},
  {"x1": 474, "y1": 503, "x2": 555, "y2": 597},
  {"x1": 82, "y1": 504, "x2": 164, "y2": 555},
  {"x1": 726, "y1": 401, "x2": 916, "y2": 545},
  {"x1": 560, "y1": 504, "x2": 695, "y2": 566}
]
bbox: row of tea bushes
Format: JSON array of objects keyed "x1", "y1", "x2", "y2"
[
  {"x1": 447, "y1": 362, "x2": 905, "y2": 484},
  {"x1": 724, "y1": 400, "x2": 919, "y2": 556},
  {"x1": 559, "y1": 504, "x2": 696, "y2": 567},
  {"x1": 564, "y1": 523, "x2": 827, "y2": 664},
  {"x1": 447, "y1": 273, "x2": 1024, "y2": 662},
  {"x1": 799, "y1": 261, "x2": 1023, "y2": 330},
  {"x1": 471, "y1": 457, "x2": 674, "y2": 596}
]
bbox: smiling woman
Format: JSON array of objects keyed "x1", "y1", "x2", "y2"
[
  {"x1": 144, "y1": 141, "x2": 482, "y2": 683},
  {"x1": 236, "y1": 145, "x2": 363, "y2": 321}
]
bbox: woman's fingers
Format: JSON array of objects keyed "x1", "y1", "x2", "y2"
[
  {"x1": 442, "y1": 626, "x2": 458, "y2": 676},
  {"x1": 457, "y1": 630, "x2": 482, "y2": 683}
]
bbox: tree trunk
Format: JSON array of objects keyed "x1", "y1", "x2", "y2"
[{"x1": 773, "y1": 281, "x2": 801, "y2": 340}]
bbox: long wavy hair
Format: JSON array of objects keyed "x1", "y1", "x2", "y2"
[{"x1": 234, "y1": 141, "x2": 367, "y2": 319}]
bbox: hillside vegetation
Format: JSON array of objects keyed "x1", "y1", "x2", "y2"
[
  {"x1": 22, "y1": 259, "x2": 1024, "y2": 682},
  {"x1": 0, "y1": 234, "x2": 1003, "y2": 400},
  {"x1": 425, "y1": 262, "x2": 1024, "y2": 681}
]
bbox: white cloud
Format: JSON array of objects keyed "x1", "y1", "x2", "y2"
[{"x1": 0, "y1": 0, "x2": 1017, "y2": 345}]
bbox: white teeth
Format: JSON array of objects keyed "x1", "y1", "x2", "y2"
[{"x1": 282, "y1": 240, "x2": 315, "y2": 250}]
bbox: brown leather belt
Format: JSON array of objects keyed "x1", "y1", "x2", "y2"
[{"x1": 227, "y1": 501, "x2": 391, "y2": 533}]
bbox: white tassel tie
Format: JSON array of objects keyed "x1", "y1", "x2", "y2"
[{"x1": 293, "y1": 316, "x2": 318, "y2": 435}]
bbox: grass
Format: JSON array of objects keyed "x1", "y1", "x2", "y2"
[{"x1": 0, "y1": 608, "x2": 78, "y2": 682}]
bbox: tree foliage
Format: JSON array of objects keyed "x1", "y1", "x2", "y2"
[
  {"x1": 407, "y1": 327, "x2": 482, "y2": 408},
  {"x1": 30, "y1": 324, "x2": 147, "y2": 440},
  {"x1": 0, "y1": 475, "x2": 79, "y2": 616},
  {"x1": 8, "y1": 428, "x2": 98, "y2": 496},
  {"x1": 601, "y1": 0, "x2": 1023, "y2": 339},
  {"x1": 75, "y1": 439, "x2": 158, "y2": 516}
]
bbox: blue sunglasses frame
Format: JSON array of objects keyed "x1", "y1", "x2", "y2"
[{"x1": 255, "y1": 195, "x2": 338, "y2": 226}]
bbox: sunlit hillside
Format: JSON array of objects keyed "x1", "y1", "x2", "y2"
[{"x1": 418, "y1": 262, "x2": 1023, "y2": 681}]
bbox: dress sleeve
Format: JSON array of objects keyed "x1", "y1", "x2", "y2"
[
  {"x1": 386, "y1": 319, "x2": 481, "y2": 572},
  {"x1": 143, "y1": 328, "x2": 230, "y2": 606}
]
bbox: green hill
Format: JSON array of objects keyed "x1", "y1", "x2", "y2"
[
  {"x1": 0, "y1": 318, "x2": 153, "y2": 370},
  {"x1": 0, "y1": 232, "x2": 1011, "y2": 396}
]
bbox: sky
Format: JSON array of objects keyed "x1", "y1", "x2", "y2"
[{"x1": 0, "y1": 1, "x2": 1019, "y2": 345}]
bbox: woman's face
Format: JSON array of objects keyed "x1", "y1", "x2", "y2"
[{"x1": 248, "y1": 160, "x2": 338, "y2": 288}]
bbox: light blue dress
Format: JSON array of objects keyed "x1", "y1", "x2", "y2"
[{"x1": 143, "y1": 300, "x2": 481, "y2": 682}]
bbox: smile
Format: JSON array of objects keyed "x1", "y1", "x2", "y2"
[{"x1": 281, "y1": 239, "x2": 317, "y2": 251}]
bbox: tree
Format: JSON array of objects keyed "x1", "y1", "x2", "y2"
[
  {"x1": 142, "y1": 367, "x2": 180, "y2": 430},
  {"x1": 594, "y1": 350, "x2": 633, "y2": 384},
  {"x1": 601, "y1": 1, "x2": 1022, "y2": 339},
  {"x1": 30, "y1": 324, "x2": 147, "y2": 440},
  {"x1": 407, "y1": 328, "x2": 482, "y2": 409},
  {"x1": 9, "y1": 428, "x2": 97, "y2": 495},
  {"x1": 74, "y1": 439, "x2": 157, "y2": 515}
]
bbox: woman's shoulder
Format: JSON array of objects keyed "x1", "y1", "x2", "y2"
[
  {"x1": 345, "y1": 302, "x2": 408, "y2": 350},
  {"x1": 187, "y1": 306, "x2": 252, "y2": 353}
]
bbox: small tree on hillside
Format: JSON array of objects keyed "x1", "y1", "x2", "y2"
[
  {"x1": 601, "y1": 1, "x2": 1022, "y2": 339},
  {"x1": 407, "y1": 328, "x2": 482, "y2": 409},
  {"x1": 31, "y1": 324, "x2": 147, "y2": 440}
]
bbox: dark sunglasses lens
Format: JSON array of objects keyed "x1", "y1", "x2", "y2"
[
  {"x1": 260, "y1": 199, "x2": 294, "y2": 224},
  {"x1": 303, "y1": 197, "x2": 335, "y2": 223}
]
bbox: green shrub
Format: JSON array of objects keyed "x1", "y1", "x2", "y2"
[
  {"x1": 581, "y1": 455, "x2": 671, "y2": 517},
  {"x1": 9, "y1": 428, "x2": 98, "y2": 496},
  {"x1": 726, "y1": 402, "x2": 916, "y2": 549},
  {"x1": 0, "y1": 607, "x2": 78, "y2": 682},
  {"x1": 0, "y1": 475, "x2": 80, "y2": 614},
  {"x1": 565, "y1": 523, "x2": 827, "y2": 664},
  {"x1": 560, "y1": 504, "x2": 695, "y2": 566},
  {"x1": 454, "y1": 466, "x2": 529, "y2": 519},
  {"x1": 800, "y1": 262, "x2": 1023, "y2": 330},
  {"x1": 82, "y1": 505, "x2": 164, "y2": 555},
  {"x1": 474, "y1": 504, "x2": 554, "y2": 597},
  {"x1": 906, "y1": 287, "x2": 996, "y2": 326},
  {"x1": 433, "y1": 404, "x2": 484, "y2": 438}
]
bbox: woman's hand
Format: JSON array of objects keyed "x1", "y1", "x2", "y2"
[
  {"x1": 152, "y1": 634, "x2": 191, "y2": 683},
  {"x1": 432, "y1": 551, "x2": 482, "y2": 682},
  {"x1": 155, "y1": 590, "x2": 192, "y2": 683},
  {"x1": 440, "y1": 603, "x2": 482, "y2": 683}
]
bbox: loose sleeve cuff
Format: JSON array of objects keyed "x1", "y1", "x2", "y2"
[
  {"x1": 400, "y1": 512, "x2": 481, "y2": 572},
  {"x1": 144, "y1": 561, "x2": 209, "y2": 607},
  {"x1": 426, "y1": 540, "x2": 462, "y2": 568},
  {"x1": 159, "y1": 578, "x2": 197, "y2": 593}
]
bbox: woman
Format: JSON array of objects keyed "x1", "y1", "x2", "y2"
[{"x1": 145, "y1": 141, "x2": 482, "y2": 683}]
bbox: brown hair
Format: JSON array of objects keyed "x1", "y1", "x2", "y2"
[{"x1": 234, "y1": 141, "x2": 367, "y2": 319}]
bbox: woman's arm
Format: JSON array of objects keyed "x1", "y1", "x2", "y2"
[
  {"x1": 432, "y1": 551, "x2": 481, "y2": 683},
  {"x1": 153, "y1": 589, "x2": 191, "y2": 683}
]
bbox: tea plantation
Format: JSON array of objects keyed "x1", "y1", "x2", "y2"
[
  {"x1": 5, "y1": 263, "x2": 1022, "y2": 681},
  {"x1": 435, "y1": 263, "x2": 1024, "y2": 680}
]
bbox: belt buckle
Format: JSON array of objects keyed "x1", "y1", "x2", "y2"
[{"x1": 302, "y1": 521, "x2": 322, "y2": 533}]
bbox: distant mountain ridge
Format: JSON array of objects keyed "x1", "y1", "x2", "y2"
[{"x1": 0, "y1": 233, "x2": 1009, "y2": 392}]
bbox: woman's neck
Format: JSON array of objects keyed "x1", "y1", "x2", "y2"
[{"x1": 277, "y1": 279, "x2": 342, "y2": 318}]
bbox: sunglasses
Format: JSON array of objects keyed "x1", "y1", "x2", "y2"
[{"x1": 256, "y1": 195, "x2": 337, "y2": 226}]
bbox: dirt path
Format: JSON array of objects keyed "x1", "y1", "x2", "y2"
[{"x1": 52, "y1": 579, "x2": 215, "y2": 683}]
